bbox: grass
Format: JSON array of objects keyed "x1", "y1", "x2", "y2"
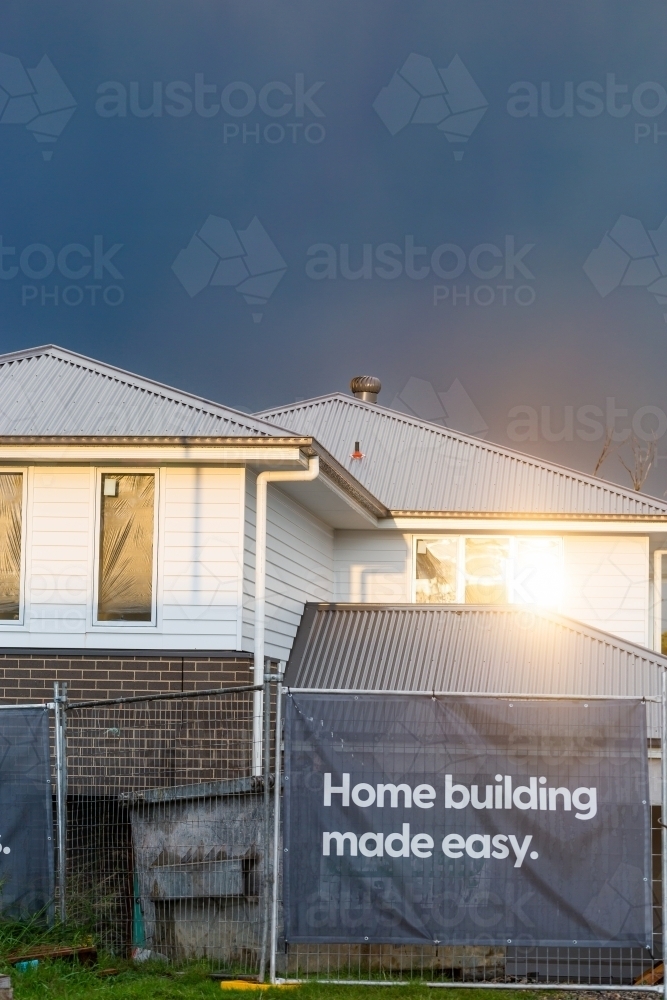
[
  {"x1": 0, "y1": 964, "x2": 554, "y2": 1000},
  {"x1": 0, "y1": 918, "x2": 557, "y2": 1000}
]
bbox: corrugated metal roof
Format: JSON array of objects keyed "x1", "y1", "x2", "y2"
[
  {"x1": 0, "y1": 346, "x2": 283, "y2": 437},
  {"x1": 286, "y1": 603, "x2": 665, "y2": 711},
  {"x1": 259, "y1": 394, "x2": 667, "y2": 517}
]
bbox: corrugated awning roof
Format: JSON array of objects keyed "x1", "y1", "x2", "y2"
[
  {"x1": 285, "y1": 603, "x2": 665, "y2": 710},
  {"x1": 258, "y1": 394, "x2": 667, "y2": 518},
  {"x1": 0, "y1": 345, "x2": 284, "y2": 438}
]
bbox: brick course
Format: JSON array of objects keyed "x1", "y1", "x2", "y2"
[{"x1": 0, "y1": 652, "x2": 254, "y2": 703}]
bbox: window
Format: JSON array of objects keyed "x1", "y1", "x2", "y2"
[
  {"x1": 415, "y1": 537, "x2": 458, "y2": 603},
  {"x1": 465, "y1": 537, "x2": 509, "y2": 604},
  {"x1": 653, "y1": 549, "x2": 667, "y2": 653},
  {"x1": 97, "y1": 474, "x2": 156, "y2": 622},
  {"x1": 415, "y1": 535, "x2": 563, "y2": 608},
  {"x1": 0, "y1": 473, "x2": 22, "y2": 620}
]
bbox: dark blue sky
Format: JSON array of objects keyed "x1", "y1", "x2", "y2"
[{"x1": 2, "y1": 1, "x2": 667, "y2": 492}]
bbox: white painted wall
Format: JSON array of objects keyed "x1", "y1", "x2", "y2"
[
  {"x1": 2, "y1": 470, "x2": 651, "y2": 653},
  {"x1": 562, "y1": 534, "x2": 649, "y2": 645},
  {"x1": 242, "y1": 473, "x2": 333, "y2": 661},
  {"x1": 26, "y1": 467, "x2": 90, "y2": 636},
  {"x1": 2, "y1": 465, "x2": 247, "y2": 649},
  {"x1": 334, "y1": 530, "x2": 411, "y2": 602},
  {"x1": 333, "y1": 530, "x2": 650, "y2": 646},
  {"x1": 160, "y1": 466, "x2": 244, "y2": 644}
]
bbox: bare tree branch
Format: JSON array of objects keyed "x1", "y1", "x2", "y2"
[
  {"x1": 617, "y1": 434, "x2": 656, "y2": 491},
  {"x1": 593, "y1": 428, "x2": 615, "y2": 477}
]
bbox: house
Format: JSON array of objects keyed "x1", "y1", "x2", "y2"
[
  {"x1": 0, "y1": 343, "x2": 665, "y2": 720},
  {"x1": 259, "y1": 387, "x2": 667, "y2": 652},
  {"x1": 0, "y1": 345, "x2": 383, "y2": 704},
  {"x1": 3, "y1": 344, "x2": 661, "y2": 968}
]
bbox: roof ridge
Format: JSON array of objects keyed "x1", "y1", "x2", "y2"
[
  {"x1": 0, "y1": 345, "x2": 284, "y2": 435},
  {"x1": 258, "y1": 393, "x2": 667, "y2": 511}
]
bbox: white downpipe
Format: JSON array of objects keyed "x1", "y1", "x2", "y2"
[{"x1": 253, "y1": 456, "x2": 319, "y2": 775}]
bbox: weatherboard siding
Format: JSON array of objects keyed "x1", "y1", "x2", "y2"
[
  {"x1": 334, "y1": 530, "x2": 411, "y2": 602},
  {"x1": 1, "y1": 464, "x2": 250, "y2": 650},
  {"x1": 160, "y1": 467, "x2": 243, "y2": 643},
  {"x1": 242, "y1": 474, "x2": 334, "y2": 661},
  {"x1": 26, "y1": 468, "x2": 91, "y2": 636},
  {"x1": 3, "y1": 462, "x2": 652, "y2": 655},
  {"x1": 265, "y1": 486, "x2": 333, "y2": 656},
  {"x1": 333, "y1": 530, "x2": 650, "y2": 647},
  {"x1": 562, "y1": 534, "x2": 649, "y2": 646}
]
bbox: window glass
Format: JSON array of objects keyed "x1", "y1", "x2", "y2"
[
  {"x1": 513, "y1": 537, "x2": 563, "y2": 607},
  {"x1": 415, "y1": 537, "x2": 458, "y2": 603},
  {"x1": 0, "y1": 473, "x2": 22, "y2": 620},
  {"x1": 464, "y1": 537, "x2": 509, "y2": 604},
  {"x1": 98, "y1": 474, "x2": 155, "y2": 622},
  {"x1": 659, "y1": 553, "x2": 667, "y2": 654},
  {"x1": 414, "y1": 535, "x2": 563, "y2": 607}
]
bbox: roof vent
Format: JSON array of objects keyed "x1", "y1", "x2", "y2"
[{"x1": 350, "y1": 376, "x2": 381, "y2": 403}]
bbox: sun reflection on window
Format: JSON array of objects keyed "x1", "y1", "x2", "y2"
[{"x1": 414, "y1": 535, "x2": 563, "y2": 608}]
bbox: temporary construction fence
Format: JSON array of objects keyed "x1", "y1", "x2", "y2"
[
  {"x1": 54, "y1": 674, "x2": 283, "y2": 981},
  {"x1": 281, "y1": 688, "x2": 664, "y2": 991},
  {"x1": 44, "y1": 675, "x2": 667, "y2": 991}
]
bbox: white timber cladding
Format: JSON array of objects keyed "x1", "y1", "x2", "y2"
[
  {"x1": 334, "y1": 531, "x2": 411, "y2": 602},
  {"x1": 160, "y1": 467, "x2": 244, "y2": 642},
  {"x1": 561, "y1": 535, "x2": 649, "y2": 646},
  {"x1": 0, "y1": 463, "x2": 653, "y2": 652},
  {"x1": 333, "y1": 530, "x2": 650, "y2": 646},
  {"x1": 7, "y1": 465, "x2": 247, "y2": 649},
  {"x1": 242, "y1": 471, "x2": 334, "y2": 661},
  {"x1": 27, "y1": 467, "x2": 90, "y2": 636}
]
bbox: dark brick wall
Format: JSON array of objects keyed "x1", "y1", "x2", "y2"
[{"x1": 0, "y1": 652, "x2": 254, "y2": 703}]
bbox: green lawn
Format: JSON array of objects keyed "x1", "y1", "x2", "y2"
[
  {"x1": 0, "y1": 926, "x2": 568, "y2": 1000},
  {"x1": 0, "y1": 963, "x2": 558, "y2": 1000}
]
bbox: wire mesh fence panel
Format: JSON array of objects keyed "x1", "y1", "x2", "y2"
[
  {"x1": 276, "y1": 692, "x2": 662, "y2": 991},
  {"x1": 282, "y1": 941, "x2": 661, "y2": 986},
  {"x1": 63, "y1": 687, "x2": 273, "y2": 973},
  {"x1": 55, "y1": 683, "x2": 667, "y2": 989},
  {"x1": 281, "y1": 820, "x2": 663, "y2": 986}
]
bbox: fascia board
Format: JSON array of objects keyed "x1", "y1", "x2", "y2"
[
  {"x1": 386, "y1": 515, "x2": 667, "y2": 532},
  {"x1": 0, "y1": 441, "x2": 310, "y2": 465}
]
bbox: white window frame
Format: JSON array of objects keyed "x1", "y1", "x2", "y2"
[
  {"x1": 0, "y1": 467, "x2": 28, "y2": 629},
  {"x1": 92, "y1": 468, "x2": 160, "y2": 629},
  {"x1": 412, "y1": 535, "x2": 464, "y2": 603},
  {"x1": 653, "y1": 549, "x2": 667, "y2": 652},
  {"x1": 412, "y1": 533, "x2": 564, "y2": 609}
]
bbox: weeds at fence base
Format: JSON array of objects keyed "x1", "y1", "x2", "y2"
[
  {"x1": 0, "y1": 958, "x2": 555, "y2": 1000},
  {"x1": 0, "y1": 916, "x2": 93, "y2": 959}
]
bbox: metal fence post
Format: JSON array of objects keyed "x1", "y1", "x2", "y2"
[
  {"x1": 259, "y1": 662, "x2": 273, "y2": 982},
  {"x1": 53, "y1": 680, "x2": 68, "y2": 925},
  {"x1": 269, "y1": 669, "x2": 284, "y2": 985}
]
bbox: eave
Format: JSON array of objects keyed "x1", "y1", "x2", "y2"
[
  {"x1": 386, "y1": 512, "x2": 667, "y2": 533},
  {"x1": 0, "y1": 434, "x2": 388, "y2": 525}
]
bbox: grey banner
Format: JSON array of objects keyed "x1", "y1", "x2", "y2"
[
  {"x1": 283, "y1": 694, "x2": 651, "y2": 947},
  {"x1": 0, "y1": 708, "x2": 54, "y2": 919}
]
